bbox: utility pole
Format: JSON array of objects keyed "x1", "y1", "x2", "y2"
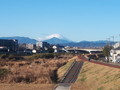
[
  {"x1": 112, "y1": 36, "x2": 114, "y2": 44},
  {"x1": 119, "y1": 34, "x2": 120, "y2": 46},
  {"x1": 108, "y1": 38, "x2": 110, "y2": 46},
  {"x1": 106, "y1": 38, "x2": 109, "y2": 46}
]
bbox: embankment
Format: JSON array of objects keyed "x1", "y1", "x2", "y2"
[{"x1": 72, "y1": 61, "x2": 120, "y2": 90}]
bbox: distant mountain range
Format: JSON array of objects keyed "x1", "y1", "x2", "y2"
[
  {"x1": 0, "y1": 36, "x2": 115, "y2": 47},
  {"x1": 63, "y1": 41, "x2": 114, "y2": 48},
  {"x1": 0, "y1": 36, "x2": 37, "y2": 44}
]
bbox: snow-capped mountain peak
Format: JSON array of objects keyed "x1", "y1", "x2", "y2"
[
  {"x1": 37, "y1": 34, "x2": 72, "y2": 44},
  {"x1": 38, "y1": 34, "x2": 69, "y2": 41},
  {"x1": 46, "y1": 34, "x2": 63, "y2": 39}
]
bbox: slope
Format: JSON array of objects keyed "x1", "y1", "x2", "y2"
[{"x1": 72, "y1": 61, "x2": 120, "y2": 90}]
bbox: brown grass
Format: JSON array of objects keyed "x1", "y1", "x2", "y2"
[
  {"x1": 0, "y1": 54, "x2": 75, "y2": 90},
  {"x1": 0, "y1": 84, "x2": 54, "y2": 90},
  {"x1": 72, "y1": 61, "x2": 120, "y2": 90},
  {"x1": 0, "y1": 58, "x2": 68, "y2": 84}
]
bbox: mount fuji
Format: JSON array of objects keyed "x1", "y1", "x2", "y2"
[{"x1": 42, "y1": 34, "x2": 72, "y2": 44}]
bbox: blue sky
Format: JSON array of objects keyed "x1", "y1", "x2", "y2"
[{"x1": 0, "y1": 0, "x2": 120, "y2": 41}]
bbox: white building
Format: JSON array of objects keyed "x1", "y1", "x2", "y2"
[
  {"x1": 26, "y1": 44, "x2": 35, "y2": 50},
  {"x1": 53, "y1": 45, "x2": 57, "y2": 53},
  {"x1": 110, "y1": 42, "x2": 120, "y2": 63},
  {"x1": 52, "y1": 45, "x2": 66, "y2": 53},
  {"x1": 36, "y1": 42, "x2": 49, "y2": 48},
  {"x1": 36, "y1": 41, "x2": 43, "y2": 48},
  {"x1": 113, "y1": 42, "x2": 120, "y2": 48}
]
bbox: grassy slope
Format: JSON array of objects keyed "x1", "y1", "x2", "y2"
[{"x1": 72, "y1": 62, "x2": 120, "y2": 90}]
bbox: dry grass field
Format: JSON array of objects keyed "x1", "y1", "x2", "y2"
[
  {"x1": 72, "y1": 61, "x2": 120, "y2": 90},
  {"x1": 0, "y1": 53, "x2": 74, "y2": 90},
  {"x1": 0, "y1": 59, "x2": 66, "y2": 84},
  {"x1": 0, "y1": 84, "x2": 54, "y2": 90}
]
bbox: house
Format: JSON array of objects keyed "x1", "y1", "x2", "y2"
[
  {"x1": 0, "y1": 46, "x2": 9, "y2": 53},
  {"x1": 52, "y1": 45, "x2": 66, "y2": 53},
  {"x1": 110, "y1": 42, "x2": 120, "y2": 63}
]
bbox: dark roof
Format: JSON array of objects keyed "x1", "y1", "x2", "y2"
[{"x1": 114, "y1": 47, "x2": 120, "y2": 50}]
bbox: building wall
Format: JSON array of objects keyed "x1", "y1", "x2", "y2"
[
  {"x1": 113, "y1": 42, "x2": 120, "y2": 48},
  {"x1": 26, "y1": 44, "x2": 36, "y2": 50},
  {"x1": 0, "y1": 39, "x2": 18, "y2": 52},
  {"x1": 110, "y1": 49, "x2": 120, "y2": 62},
  {"x1": 36, "y1": 41, "x2": 50, "y2": 49}
]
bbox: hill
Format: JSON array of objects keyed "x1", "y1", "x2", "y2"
[
  {"x1": 63, "y1": 41, "x2": 115, "y2": 48},
  {"x1": 0, "y1": 36, "x2": 37, "y2": 44}
]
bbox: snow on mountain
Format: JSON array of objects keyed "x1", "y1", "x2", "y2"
[
  {"x1": 38, "y1": 34, "x2": 70, "y2": 41},
  {"x1": 44, "y1": 37, "x2": 71, "y2": 44},
  {"x1": 46, "y1": 34, "x2": 63, "y2": 39}
]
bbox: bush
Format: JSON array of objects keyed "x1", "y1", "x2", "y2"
[
  {"x1": 13, "y1": 75, "x2": 36, "y2": 83},
  {"x1": 8, "y1": 54, "x2": 24, "y2": 61},
  {"x1": 0, "y1": 54, "x2": 24, "y2": 61},
  {"x1": 0, "y1": 54, "x2": 9, "y2": 59},
  {"x1": 31, "y1": 53, "x2": 56, "y2": 59},
  {"x1": 0, "y1": 68, "x2": 9, "y2": 79}
]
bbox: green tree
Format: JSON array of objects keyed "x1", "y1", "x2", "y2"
[{"x1": 103, "y1": 45, "x2": 113, "y2": 62}]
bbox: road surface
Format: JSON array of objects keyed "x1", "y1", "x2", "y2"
[{"x1": 55, "y1": 61, "x2": 84, "y2": 90}]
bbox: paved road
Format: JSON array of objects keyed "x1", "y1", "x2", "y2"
[
  {"x1": 78, "y1": 56, "x2": 120, "y2": 68},
  {"x1": 55, "y1": 61, "x2": 84, "y2": 90},
  {"x1": 62, "y1": 61, "x2": 83, "y2": 83},
  {"x1": 55, "y1": 83, "x2": 71, "y2": 90}
]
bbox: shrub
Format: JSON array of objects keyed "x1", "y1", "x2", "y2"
[
  {"x1": 8, "y1": 55, "x2": 24, "y2": 61},
  {"x1": 0, "y1": 54, "x2": 9, "y2": 59},
  {"x1": 0, "y1": 68, "x2": 9, "y2": 79},
  {"x1": 0, "y1": 54, "x2": 24, "y2": 61},
  {"x1": 31, "y1": 53, "x2": 55, "y2": 59}
]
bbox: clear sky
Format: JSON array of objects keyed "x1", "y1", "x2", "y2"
[{"x1": 0, "y1": 0, "x2": 120, "y2": 41}]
